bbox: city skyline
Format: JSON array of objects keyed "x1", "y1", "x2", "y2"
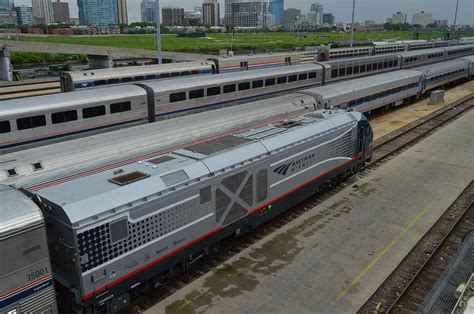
[{"x1": 11, "y1": 0, "x2": 474, "y2": 25}]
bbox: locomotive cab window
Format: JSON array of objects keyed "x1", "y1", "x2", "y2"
[
  {"x1": 82, "y1": 105, "x2": 106, "y2": 119},
  {"x1": 17, "y1": 115, "x2": 46, "y2": 130},
  {"x1": 0, "y1": 120, "x2": 11, "y2": 133},
  {"x1": 110, "y1": 101, "x2": 132, "y2": 114}
]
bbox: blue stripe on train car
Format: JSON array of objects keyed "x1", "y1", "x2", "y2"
[{"x1": 0, "y1": 279, "x2": 54, "y2": 309}]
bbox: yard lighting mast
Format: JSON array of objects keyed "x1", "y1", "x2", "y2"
[
  {"x1": 350, "y1": 0, "x2": 356, "y2": 47},
  {"x1": 156, "y1": 0, "x2": 163, "y2": 64},
  {"x1": 453, "y1": 0, "x2": 460, "y2": 37}
]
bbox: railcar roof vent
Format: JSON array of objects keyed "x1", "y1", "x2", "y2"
[
  {"x1": 275, "y1": 120, "x2": 304, "y2": 129},
  {"x1": 148, "y1": 155, "x2": 175, "y2": 165},
  {"x1": 109, "y1": 171, "x2": 151, "y2": 186}
]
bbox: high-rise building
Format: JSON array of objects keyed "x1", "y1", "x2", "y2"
[
  {"x1": 203, "y1": 0, "x2": 220, "y2": 26},
  {"x1": 412, "y1": 11, "x2": 432, "y2": 27},
  {"x1": 162, "y1": 6, "x2": 184, "y2": 26},
  {"x1": 15, "y1": 5, "x2": 33, "y2": 25},
  {"x1": 268, "y1": 0, "x2": 283, "y2": 25},
  {"x1": 0, "y1": 8, "x2": 16, "y2": 24},
  {"x1": 141, "y1": 0, "x2": 157, "y2": 23},
  {"x1": 281, "y1": 8, "x2": 300, "y2": 27},
  {"x1": 77, "y1": 0, "x2": 117, "y2": 26},
  {"x1": 322, "y1": 13, "x2": 335, "y2": 25},
  {"x1": 310, "y1": 2, "x2": 323, "y2": 25},
  {"x1": 52, "y1": 0, "x2": 69, "y2": 23},
  {"x1": 0, "y1": 0, "x2": 14, "y2": 10},
  {"x1": 224, "y1": 0, "x2": 270, "y2": 28},
  {"x1": 32, "y1": 0, "x2": 53, "y2": 24},
  {"x1": 391, "y1": 11, "x2": 407, "y2": 24},
  {"x1": 116, "y1": 0, "x2": 127, "y2": 24}
]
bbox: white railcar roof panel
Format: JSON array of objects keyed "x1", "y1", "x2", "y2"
[
  {"x1": 141, "y1": 64, "x2": 323, "y2": 93},
  {"x1": 399, "y1": 48, "x2": 445, "y2": 58},
  {"x1": 444, "y1": 44, "x2": 474, "y2": 51},
  {"x1": 415, "y1": 59, "x2": 470, "y2": 75}
]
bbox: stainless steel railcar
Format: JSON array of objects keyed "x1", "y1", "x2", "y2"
[
  {"x1": 305, "y1": 70, "x2": 424, "y2": 113},
  {"x1": 420, "y1": 59, "x2": 471, "y2": 93},
  {"x1": 0, "y1": 64, "x2": 324, "y2": 154},
  {"x1": 0, "y1": 186, "x2": 57, "y2": 314},
  {"x1": 23, "y1": 109, "x2": 373, "y2": 313}
]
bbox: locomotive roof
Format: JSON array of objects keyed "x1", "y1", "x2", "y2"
[
  {"x1": 0, "y1": 84, "x2": 146, "y2": 118},
  {"x1": 35, "y1": 109, "x2": 361, "y2": 227},
  {"x1": 0, "y1": 185, "x2": 43, "y2": 239},
  {"x1": 140, "y1": 63, "x2": 323, "y2": 93}
]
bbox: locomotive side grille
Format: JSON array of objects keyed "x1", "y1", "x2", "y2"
[{"x1": 19, "y1": 286, "x2": 56, "y2": 314}]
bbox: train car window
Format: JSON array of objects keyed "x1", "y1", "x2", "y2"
[
  {"x1": 265, "y1": 78, "x2": 276, "y2": 86},
  {"x1": 257, "y1": 169, "x2": 268, "y2": 202},
  {"x1": 145, "y1": 74, "x2": 156, "y2": 80},
  {"x1": 121, "y1": 77, "x2": 133, "y2": 83},
  {"x1": 109, "y1": 78, "x2": 120, "y2": 84},
  {"x1": 366, "y1": 63, "x2": 372, "y2": 72},
  {"x1": 134, "y1": 76, "x2": 145, "y2": 81},
  {"x1": 346, "y1": 67, "x2": 353, "y2": 75},
  {"x1": 200, "y1": 186, "x2": 212, "y2": 205},
  {"x1": 288, "y1": 75, "x2": 298, "y2": 82},
  {"x1": 191, "y1": 70, "x2": 199, "y2": 75},
  {"x1": 378, "y1": 61, "x2": 384, "y2": 69},
  {"x1": 354, "y1": 66, "x2": 360, "y2": 74},
  {"x1": 83, "y1": 105, "x2": 106, "y2": 119},
  {"x1": 111, "y1": 101, "x2": 132, "y2": 114},
  {"x1": 252, "y1": 80, "x2": 264, "y2": 88},
  {"x1": 0, "y1": 120, "x2": 11, "y2": 133},
  {"x1": 339, "y1": 68, "x2": 346, "y2": 77},
  {"x1": 52, "y1": 110, "x2": 78, "y2": 124},
  {"x1": 277, "y1": 76, "x2": 287, "y2": 84},
  {"x1": 224, "y1": 84, "x2": 236, "y2": 93},
  {"x1": 388, "y1": 60, "x2": 394, "y2": 68},
  {"x1": 298, "y1": 73, "x2": 308, "y2": 80},
  {"x1": 238, "y1": 82, "x2": 251, "y2": 91},
  {"x1": 17, "y1": 115, "x2": 46, "y2": 130},
  {"x1": 161, "y1": 73, "x2": 170, "y2": 78},
  {"x1": 331, "y1": 69, "x2": 338, "y2": 77},
  {"x1": 189, "y1": 89, "x2": 204, "y2": 99},
  {"x1": 383, "y1": 61, "x2": 389, "y2": 69},
  {"x1": 170, "y1": 92, "x2": 186, "y2": 103},
  {"x1": 207, "y1": 86, "x2": 221, "y2": 96},
  {"x1": 180, "y1": 71, "x2": 191, "y2": 76},
  {"x1": 309, "y1": 72, "x2": 317, "y2": 79},
  {"x1": 360, "y1": 64, "x2": 366, "y2": 73},
  {"x1": 94, "y1": 80, "x2": 106, "y2": 86},
  {"x1": 171, "y1": 72, "x2": 180, "y2": 77}
]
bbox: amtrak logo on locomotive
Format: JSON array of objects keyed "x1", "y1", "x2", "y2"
[{"x1": 273, "y1": 153, "x2": 316, "y2": 176}]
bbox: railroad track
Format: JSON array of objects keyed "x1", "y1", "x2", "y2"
[
  {"x1": 124, "y1": 96, "x2": 474, "y2": 314},
  {"x1": 359, "y1": 182, "x2": 474, "y2": 314},
  {"x1": 0, "y1": 78, "x2": 60, "y2": 100}
]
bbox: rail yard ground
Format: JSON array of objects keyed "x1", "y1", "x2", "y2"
[{"x1": 16, "y1": 31, "x2": 474, "y2": 56}]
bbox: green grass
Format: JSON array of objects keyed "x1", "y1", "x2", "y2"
[{"x1": 17, "y1": 31, "x2": 445, "y2": 55}]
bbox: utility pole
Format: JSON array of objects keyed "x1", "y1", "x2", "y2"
[
  {"x1": 350, "y1": 0, "x2": 356, "y2": 47},
  {"x1": 453, "y1": 0, "x2": 460, "y2": 38},
  {"x1": 156, "y1": 0, "x2": 163, "y2": 64}
]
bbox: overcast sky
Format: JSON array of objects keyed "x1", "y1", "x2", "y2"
[{"x1": 15, "y1": 0, "x2": 474, "y2": 25}]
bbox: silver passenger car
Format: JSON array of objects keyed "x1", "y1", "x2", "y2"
[
  {"x1": 0, "y1": 185, "x2": 57, "y2": 314},
  {"x1": 303, "y1": 70, "x2": 423, "y2": 112},
  {"x1": 419, "y1": 59, "x2": 471, "y2": 92}
]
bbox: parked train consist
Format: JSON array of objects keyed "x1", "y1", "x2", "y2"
[
  {"x1": 0, "y1": 109, "x2": 374, "y2": 313},
  {"x1": 2, "y1": 46, "x2": 473, "y2": 154},
  {"x1": 61, "y1": 39, "x2": 474, "y2": 92}
]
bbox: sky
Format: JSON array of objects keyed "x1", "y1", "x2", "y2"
[{"x1": 14, "y1": 0, "x2": 474, "y2": 25}]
